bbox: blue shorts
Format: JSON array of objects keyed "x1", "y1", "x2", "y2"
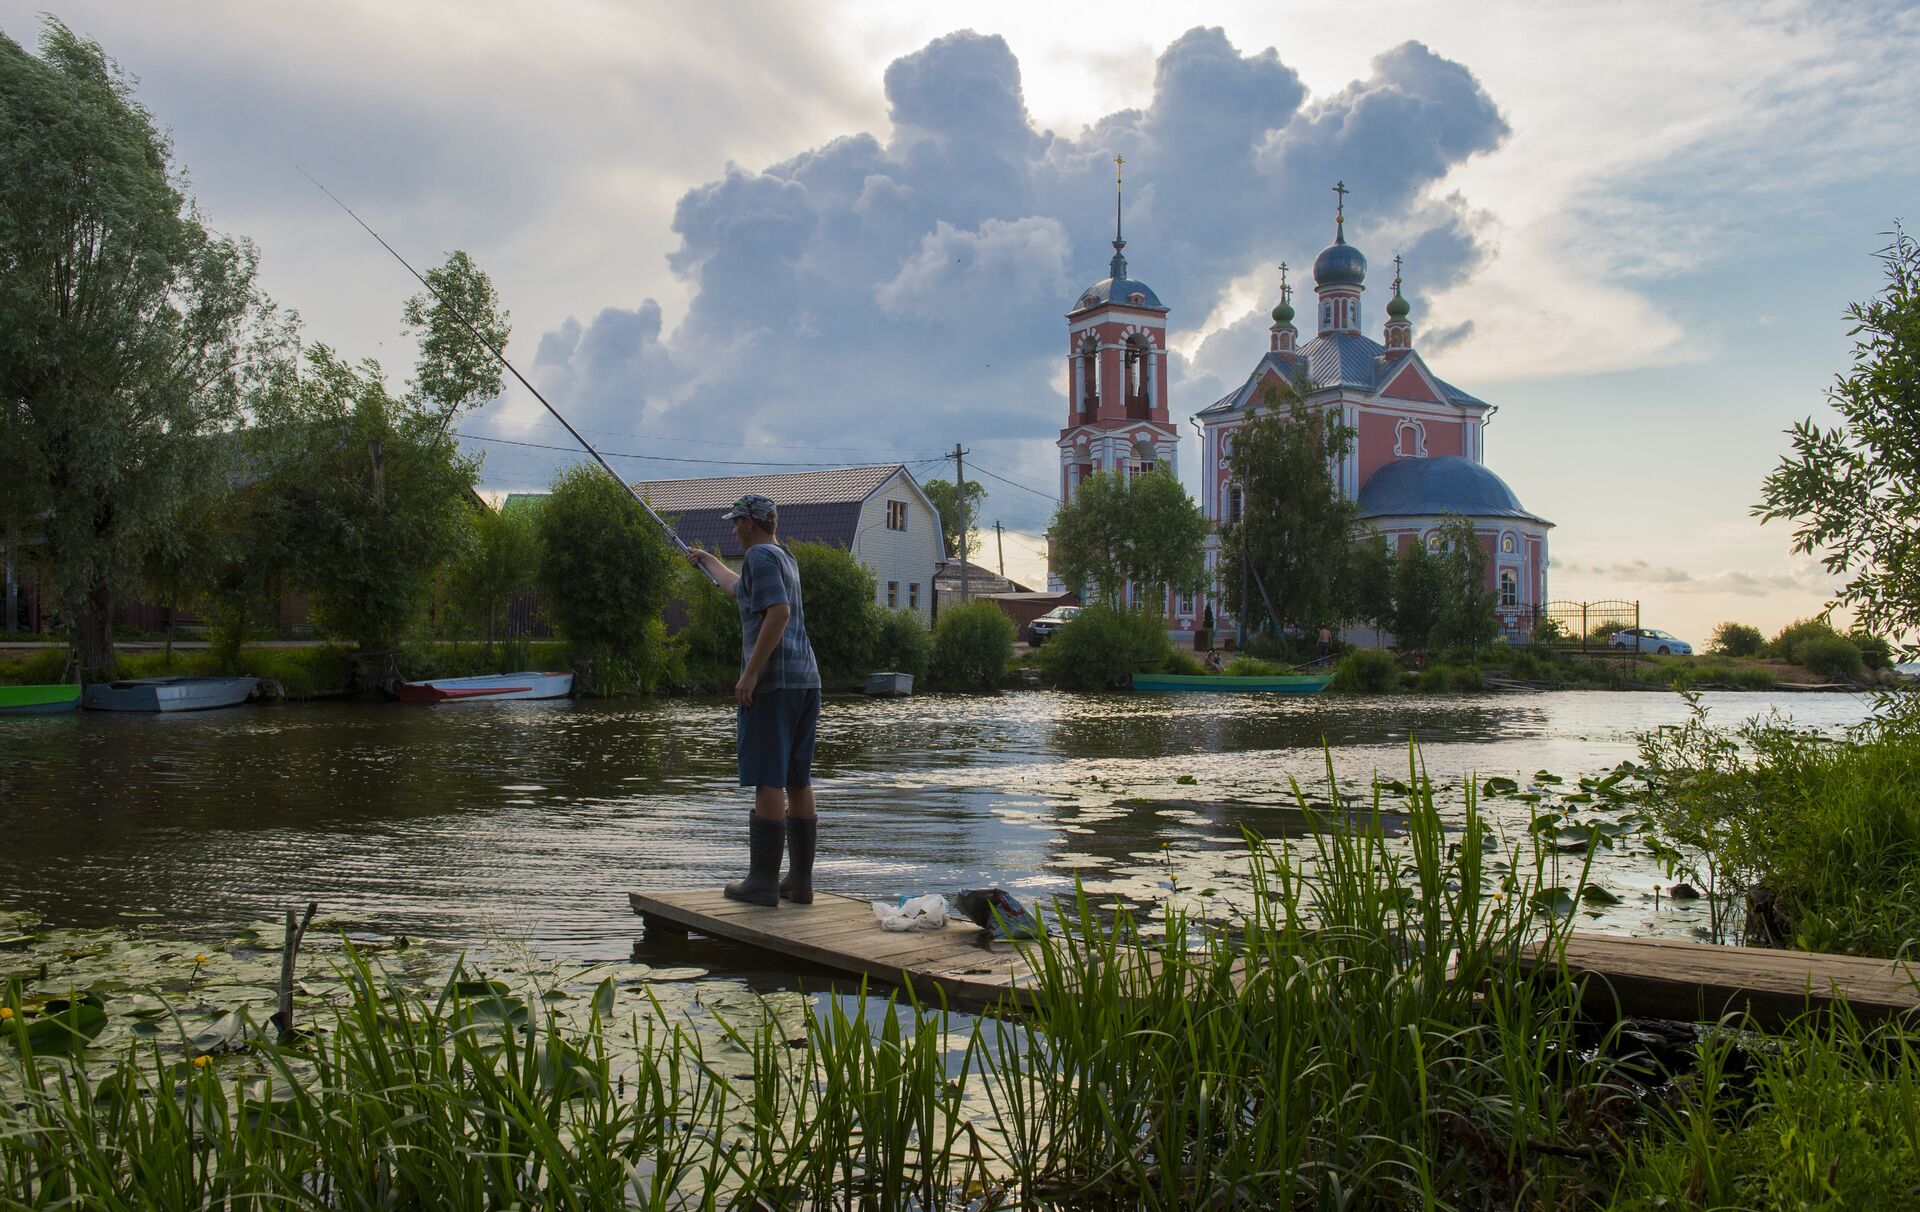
[{"x1": 737, "y1": 687, "x2": 820, "y2": 789}]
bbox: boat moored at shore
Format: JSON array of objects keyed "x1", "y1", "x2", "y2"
[{"x1": 395, "y1": 671, "x2": 575, "y2": 704}]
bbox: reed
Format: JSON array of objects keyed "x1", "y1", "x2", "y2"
[{"x1": 6, "y1": 747, "x2": 1919, "y2": 1207}]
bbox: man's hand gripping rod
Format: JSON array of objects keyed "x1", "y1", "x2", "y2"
[{"x1": 297, "y1": 167, "x2": 717, "y2": 585}]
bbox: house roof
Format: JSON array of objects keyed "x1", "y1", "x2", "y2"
[
  {"x1": 637, "y1": 464, "x2": 907, "y2": 557},
  {"x1": 933, "y1": 566, "x2": 1032, "y2": 595},
  {"x1": 1195, "y1": 333, "x2": 1486, "y2": 417}
]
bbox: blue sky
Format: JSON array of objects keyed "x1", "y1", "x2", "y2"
[{"x1": 8, "y1": 0, "x2": 1916, "y2": 639}]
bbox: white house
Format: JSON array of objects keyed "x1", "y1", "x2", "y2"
[{"x1": 636, "y1": 464, "x2": 948, "y2": 624}]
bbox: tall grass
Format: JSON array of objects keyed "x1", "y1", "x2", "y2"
[{"x1": 7, "y1": 750, "x2": 1920, "y2": 1206}]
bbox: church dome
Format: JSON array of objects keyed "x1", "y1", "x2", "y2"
[
  {"x1": 1386, "y1": 290, "x2": 1410, "y2": 319},
  {"x1": 1073, "y1": 275, "x2": 1165, "y2": 312},
  {"x1": 1314, "y1": 236, "x2": 1367, "y2": 288},
  {"x1": 1271, "y1": 297, "x2": 1295, "y2": 325},
  {"x1": 1357, "y1": 456, "x2": 1547, "y2": 523}
]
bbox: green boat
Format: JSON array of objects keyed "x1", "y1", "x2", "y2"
[
  {"x1": 1131, "y1": 672, "x2": 1333, "y2": 695},
  {"x1": 0, "y1": 684, "x2": 83, "y2": 715}
]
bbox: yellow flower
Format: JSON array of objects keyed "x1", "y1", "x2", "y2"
[
  {"x1": 193, "y1": 1055, "x2": 210, "y2": 1068},
  {"x1": 0, "y1": 1007, "x2": 12, "y2": 1020},
  {"x1": 193, "y1": 954, "x2": 208, "y2": 964}
]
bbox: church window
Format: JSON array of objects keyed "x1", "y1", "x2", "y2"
[
  {"x1": 886, "y1": 581, "x2": 898, "y2": 608},
  {"x1": 886, "y1": 500, "x2": 907, "y2": 531},
  {"x1": 1500, "y1": 532, "x2": 1516, "y2": 555},
  {"x1": 1499, "y1": 569, "x2": 1518, "y2": 609},
  {"x1": 1426, "y1": 531, "x2": 1444, "y2": 552},
  {"x1": 1229, "y1": 486, "x2": 1243, "y2": 522},
  {"x1": 1395, "y1": 420, "x2": 1428, "y2": 458},
  {"x1": 1124, "y1": 333, "x2": 1151, "y2": 419},
  {"x1": 1179, "y1": 592, "x2": 1195, "y2": 616}
]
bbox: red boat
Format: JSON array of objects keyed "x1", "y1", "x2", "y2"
[{"x1": 395, "y1": 671, "x2": 575, "y2": 704}]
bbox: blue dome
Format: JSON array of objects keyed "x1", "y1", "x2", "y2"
[
  {"x1": 1314, "y1": 237, "x2": 1367, "y2": 288},
  {"x1": 1356, "y1": 456, "x2": 1546, "y2": 523},
  {"x1": 1073, "y1": 276, "x2": 1165, "y2": 312}
]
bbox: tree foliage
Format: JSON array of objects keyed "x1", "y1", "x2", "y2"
[
  {"x1": 0, "y1": 20, "x2": 271, "y2": 677},
  {"x1": 1049, "y1": 468, "x2": 1207, "y2": 611},
  {"x1": 453, "y1": 499, "x2": 541, "y2": 653},
  {"x1": 1710, "y1": 621, "x2": 1766, "y2": 658},
  {"x1": 1033, "y1": 604, "x2": 1174, "y2": 691},
  {"x1": 923, "y1": 477, "x2": 984, "y2": 561},
  {"x1": 272, "y1": 348, "x2": 480, "y2": 656},
  {"x1": 536, "y1": 464, "x2": 677, "y2": 661},
  {"x1": 788, "y1": 541, "x2": 876, "y2": 679},
  {"x1": 1428, "y1": 514, "x2": 1498, "y2": 653},
  {"x1": 402, "y1": 249, "x2": 509, "y2": 418},
  {"x1": 1217, "y1": 380, "x2": 1360, "y2": 634},
  {"x1": 1757, "y1": 225, "x2": 1920, "y2": 654}
]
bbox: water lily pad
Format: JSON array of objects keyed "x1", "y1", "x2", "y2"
[
  {"x1": 1579, "y1": 886, "x2": 1623, "y2": 905},
  {"x1": 1481, "y1": 777, "x2": 1519, "y2": 796},
  {"x1": 1530, "y1": 888, "x2": 1575, "y2": 919},
  {"x1": 9, "y1": 993, "x2": 108, "y2": 1052}
]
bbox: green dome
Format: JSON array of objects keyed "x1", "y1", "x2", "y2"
[
  {"x1": 1271, "y1": 298, "x2": 1295, "y2": 326},
  {"x1": 1386, "y1": 290, "x2": 1410, "y2": 319}
]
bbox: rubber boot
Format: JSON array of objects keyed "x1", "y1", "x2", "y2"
[
  {"x1": 779, "y1": 817, "x2": 817, "y2": 904},
  {"x1": 724, "y1": 815, "x2": 784, "y2": 907}
]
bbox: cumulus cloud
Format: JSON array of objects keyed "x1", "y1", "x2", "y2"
[{"x1": 526, "y1": 26, "x2": 1509, "y2": 468}]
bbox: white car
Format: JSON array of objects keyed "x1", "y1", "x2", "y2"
[
  {"x1": 1609, "y1": 627, "x2": 1693, "y2": 656},
  {"x1": 1026, "y1": 606, "x2": 1081, "y2": 644}
]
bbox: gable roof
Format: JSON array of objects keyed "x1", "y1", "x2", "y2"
[
  {"x1": 1195, "y1": 333, "x2": 1486, "y2": 418},
  {"x1": 637, "y1": 464, "x2": 906, "y2": 556}
]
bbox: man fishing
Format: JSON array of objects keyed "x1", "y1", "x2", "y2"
[{"x1": 686, "y1": 494, "x2": 821, "y2": 907}]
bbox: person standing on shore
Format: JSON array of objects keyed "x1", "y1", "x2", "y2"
[{"x1": 686, "y1": 493, "x2": 821, "y2": 907}]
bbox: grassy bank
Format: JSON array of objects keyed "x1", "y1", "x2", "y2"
[
  {"x1": 6, "y1": 750, "x2": 1919, "y2": 1207},
  {"x1": 0, "y1": 641, "x2": 574, "y2": 699}
]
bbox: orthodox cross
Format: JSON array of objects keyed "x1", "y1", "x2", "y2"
[
  {"x1": 1112, "y1": 155, "x2": 1127, "y2": 247},
  {"x1": 1332, "y1": 179, "x2": 1348, "y2": 223},
  {"x1": 1277, "y1": 261, "x2": 1291, "y2": 302},
  {"x1": 1393, "y1": 253, "x2": 1404, "y2": 291},
  {"x1": 1114, "y1": 154, "x2": 1125, "y2": 183}
]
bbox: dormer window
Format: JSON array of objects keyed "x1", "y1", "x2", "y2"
[{"x1": 1128, "y1": 292, "x2": 1145, "y2": 305}]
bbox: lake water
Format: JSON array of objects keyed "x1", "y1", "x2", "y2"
[{"x1": 0, "y1": 689, "x2": 1876, "y2": 969}]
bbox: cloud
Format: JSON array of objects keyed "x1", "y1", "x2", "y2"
[
  {"x1": 1556, "y1": 559, "x2": 1837, "y2": 598},
  {"x1": 524, "y1": 26, "x2": 1510, "y2": 467}
]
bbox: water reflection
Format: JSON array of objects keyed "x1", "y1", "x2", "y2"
[{"x1": 0, "y1": 689, "x2": 1875, "y2": 963}]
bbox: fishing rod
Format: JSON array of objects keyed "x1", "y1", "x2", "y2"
[{"x1": 296, "y1": 167, "x2": 718, "y2": 586}]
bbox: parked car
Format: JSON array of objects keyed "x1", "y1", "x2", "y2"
[
  {"x1": 1026, "y1": 606, "x2": 1081, "y2": 644},
  {"x1": 1608, "y1": 627, "x2": 1693, "y2": 656}
]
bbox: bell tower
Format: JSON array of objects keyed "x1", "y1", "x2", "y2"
[{"x1": 1057, "y1": 156, "x2": 1176, "y2": 503}]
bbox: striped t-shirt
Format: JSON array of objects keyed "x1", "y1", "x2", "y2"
[{"x1": 736, "y1": 543, "x2": 821, "y2": 691}]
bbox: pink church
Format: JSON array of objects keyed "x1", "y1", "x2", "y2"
[{"x1": 1054, "y1": 181, "x2": 1552, "y2": 644}]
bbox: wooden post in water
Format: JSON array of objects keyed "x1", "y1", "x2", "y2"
[{"x1": 273, "y1": 901, "x2": 319, "y2": 1040}]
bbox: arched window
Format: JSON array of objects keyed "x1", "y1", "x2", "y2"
[
  {"x1": 1124, "y1": 333, "x2": 1151, "y2": 419},
  {"x1": 1499, "y1": 568, "x2": 1518, "y2": 608},
  {"x1": 1395, "y1": 419, "x2": 1428, "y2": 458},
  {"x1": 1080, "y1": 334, "x2": 1100, "y2": 419},
  {"x1": 1133, "y1": 438, "x2": 1156, "y2": 476}
]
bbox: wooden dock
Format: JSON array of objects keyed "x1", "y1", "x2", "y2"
[
  {"x1": 1513, "y1": 934, "x2": 1920, "y2": 1030},
  {"x1": 629, "y1": 889, "x2": 1039, "y2": 1010}
]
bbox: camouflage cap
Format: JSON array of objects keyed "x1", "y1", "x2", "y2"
[{"x1": 723, "y1": 493, "x2": 778, "y2": 526}]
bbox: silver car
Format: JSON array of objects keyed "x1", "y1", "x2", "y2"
[
  {"x1": 1609, "y1": 627, "x2": 1693, "y2": 656},
  {"x1": 1026, "y1": 606, "x2": 1081, "y2": 644}
]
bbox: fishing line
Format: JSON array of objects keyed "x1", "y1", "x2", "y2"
[{"x1": 296, "y1": 167, "x2": 717, "y2": 585}]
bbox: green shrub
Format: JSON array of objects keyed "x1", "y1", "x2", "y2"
[
  {"x1": 1416, "y1": 665, "x2": 1453, "y2": 693},
  {"x1": 870, "y1": 608, "x2": 931, "y2": 681},
  {"x1": 1852, "y1": 631, "x2": 1894, "y2": 670},
  {"x1": 788, "y1": 542, "x2": 876, "y2": 680},
  {"x1": 1504, "y1": 648, "x2": 1544, "y2": 680},
  {"x1": 1334, "y1": 648, "x2": 1399, "y2": 692},
  {"x1": 1797, "y1": 632, "x2": 1864, "y2": 680},
  {"x1": 1163, "y1": 650, "x2": 1206, "y2": 675},
  {"x1": 1768, "y1": 617, "x2": 1841, "y2": 662},
  {"x1": 1223, "y1": 656, "x2": 1289, "y2": 676},
  {"x1": 1710, "y1": 621, "x2": 1765, "y2": 657},
  {"x1": 677, "y1": 567, "x2": 742, "y2": 682},
  {"x1": 1450, "y1": 663, "x2": 1482, "y2": 691},
  {"x1": 928, "y1": 601, "x2": 1015, "y2": 690},
  {"x1": 0, "y1": 648, "x2": 80, "y2": 685},
  {"x1": 1033, "y1": 605, "x2": 1171, "y2": 691}
]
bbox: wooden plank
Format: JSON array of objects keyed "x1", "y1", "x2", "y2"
[
  {"x1": 1512, "y1": 934, "x2": 1920, "y2": 1030},
  {"x1": 630, "y1": 889, "x2": 1036, "y2": 1009}
]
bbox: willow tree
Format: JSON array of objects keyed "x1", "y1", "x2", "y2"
[{"x1": 0, "y1": 20, "x2": 266, "y2": 677}]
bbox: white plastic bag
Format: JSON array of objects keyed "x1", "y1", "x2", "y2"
[{"x1": 871, "y1": 894, "x2": 949, "y2": 932}]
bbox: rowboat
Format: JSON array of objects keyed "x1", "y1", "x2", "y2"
[
  {"x1": 1131, "y1": 672, "x2": 1333, "y2": 694},
  {"x1": 0, "y1": 684, "x2": 82, "y2": 715},
  {"x1": 863, "y1": 671, "x2": 914, "y2": 697},
  {"x1": 82, "y1": 676, "x2": 270, "y2": 713},
  {"x1": 395, "y1": 671, "x2": 574, "y2": 704}
]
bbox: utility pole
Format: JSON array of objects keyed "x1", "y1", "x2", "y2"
[
  {"x1": 994, "y1": 521, "x2": 1006, "y2": 578},
  {"x1": 950, "y1": 443, "x2": 971, "y2": 602}
]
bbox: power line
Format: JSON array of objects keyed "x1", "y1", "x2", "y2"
[
  {"x1": 456, "y1": 431, "x2": 923, "y2": 469},
  {"x1": 969, "y1": 462, "x2": 1058, "y2": 504},
  {"x1": 475, "y1": 408, "x2": 953, "y2": 458}
]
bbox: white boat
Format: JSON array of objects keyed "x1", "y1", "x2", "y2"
[
  {"x1": 82, "y1": 676, "x2": 270, "y2": 713},
  {"x1": 396, "y1": 671, "x2": 574, "y2": 704},
  {"x1": 863, "y1": 671, "x2": 914, "y2": 697}
]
